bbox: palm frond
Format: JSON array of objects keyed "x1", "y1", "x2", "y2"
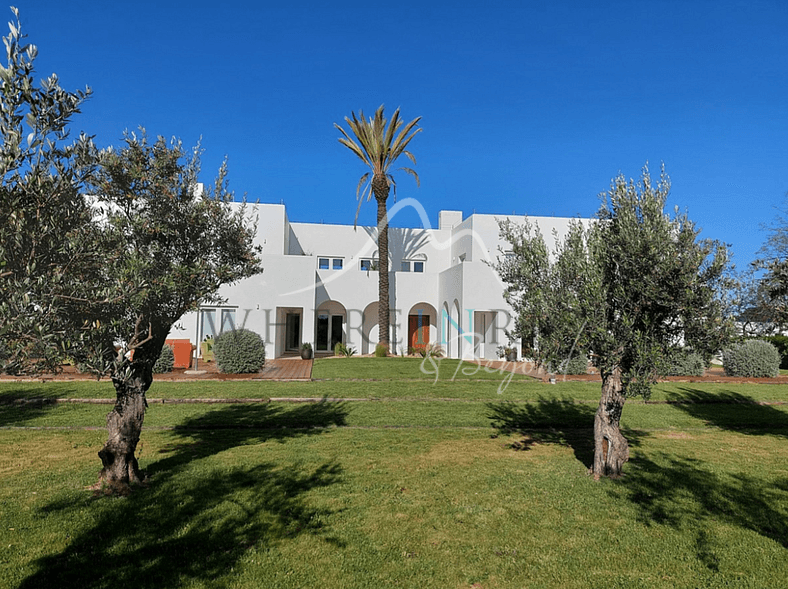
[
  {"x1": 336, "y1": 133, "x2": 371, "y2": 167},
  {"x1": 400, "y1": 167, "x2": 420, "y2": 187},
  {"x1": 354, "y1": 177, "x2": 373, "y2": 227},
  {"x1": 336, "y1": 105, "x2": 421, "y2": 209},
  {"x1": 355, "y1": 172, "x2": 370, "y2": 199}
]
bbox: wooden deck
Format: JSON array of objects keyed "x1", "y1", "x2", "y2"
[{"x1": 257, "y1": 357, "x2": 313, "y2": 380}]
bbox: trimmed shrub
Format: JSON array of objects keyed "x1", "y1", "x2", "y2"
[
  {"x1": 722, "y1": 340, "x2": 780, "y2": 377},
  {"x1": 375, "y1": 343, "x2": 388, "y2": 357},
  {"x1": 549, "y1": 355, "x2": 588, "y2": 375},
  {"x1": 153, "y1": 345, "x2": 175, "y2": 374},
  {"x1": 563, "y1": 355, "x2": 589, "y2": 375},
  {"x1": 663, "y1": 348, "x2": 705, "y2": 377},
  {"x1": 761, "y1": 335, "x2": 788, "y2": 369},
  {"x1": 334, "y1": 342, "x2": 355, "y2": 357},
  {"x1": 213, "y1": 328, "x2": 266, "y2": 373},
  {"x1": 411, "y1": 343, "x2": 444, "y2": 358}
]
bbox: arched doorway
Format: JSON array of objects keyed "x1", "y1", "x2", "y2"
[
  {"x1": 315, "y1": 300, "x2": 347, "y2": 353},
  {"x1": 407, "y1": 302, "x2": 437, "y2": 354},
  {"x1": 451, "y1": 299, "x2": 461, "y2": 359},
  {"x1": 361, "y1": 301, "x2": 379, "y2": 355}
]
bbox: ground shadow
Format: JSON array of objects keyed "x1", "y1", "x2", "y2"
[
  {"x1": 0, "y1": 384, "x2": 81, "y2": 427},
  {"x1": 667, "y1": 388, "x2": 788, "y2": 438},
  {"x1": 612, "y1": 453, "x2": 788, "y2": 569},
  {"x1": 487, "y1": 397, "x2": 647, "y2": 470},
  {"x1": 18, "y1": 399, "x2": 347, "y2": 589}
]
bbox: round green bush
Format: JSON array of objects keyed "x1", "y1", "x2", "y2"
[
  {"x1": 153, "y1": 345, "x2": 175, "y2": 374},
  {"x1": 722, "y1": 340, "x2": 780, "y2": 377},
  {"x1": 762, "y1": 335, "x2": 788, "y2": 369},
  {"x1": 563, "y1": 355, "x2": 589, "y2": 375},
  {"x1": 663, "y1": 348, "x2": 705, "y2": 377},
  {"x1": 549, "y1": 355, "x2": 588, "y2": 375},
  {"x1": 213, "y1": 329, "x2": 266, "y2": 374},
  {"x1": 375, "y1": 343, "x2": 388, "y2": 357}
]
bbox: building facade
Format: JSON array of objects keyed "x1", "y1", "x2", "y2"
[{"x1": 168, "y1": 202, "x2": 583, "y2": 360}]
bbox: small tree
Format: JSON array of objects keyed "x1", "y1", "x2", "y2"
[
  {"x1": 0, "y1": 7, "x2": 97, "y2": 375},
  {"x1": 0, "y1": 11, "x2": 263, "y2": 491},
  {"x1": 78, "y1": 132, "x2": 262, "y2": 491},
  {"x1": 497, "y1": 165, "x2": 732, "y2": 478},
  {"x1": 748, "y1": 197, "x2": 788, "y2": 331},
  {"x1": 726, "y1": 266, "x2": 780, "y2": 337}
]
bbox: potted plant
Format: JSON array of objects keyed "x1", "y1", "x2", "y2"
[
  {"x1": 497, "y1": 345, "x2": 517, "y2": 362},
  {"x1": 200, "y1": 336, "x2": 214, "y2": 362},
  {"x1": 300, "y1": 342, "x2": 313, "y2": 360}
]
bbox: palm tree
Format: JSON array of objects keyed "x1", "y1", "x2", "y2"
[{"x1": 335, "y1": 105, "x2": 422, "y2": 352}]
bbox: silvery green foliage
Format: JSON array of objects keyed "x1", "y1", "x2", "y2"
[
  {"x1": 0, "y1": 7, "x2": 98, "y2": 375},
  {"x1": 551, "y1": 355, "x2": 589, "y2": 376},
  {"x1": 662, "y1": 348, "x2": 706, "y2": 377},
  {"x1": 153, "y1": 345, "x2": 174, "y2": 374},
  {"x1": 0, "y1": 8, "x2": 263, "y2": 380},
  {"x1": 213, "y1": 329, "x2": 266, "y2": 373},
  {"x1": 496, "y1": 164, "x2": 733, "y2": 398},
  {"x1": 723, "y1": 340, "x2": 780, "y2": 377}
]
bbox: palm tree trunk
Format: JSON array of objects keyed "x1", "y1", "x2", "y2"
[{"x1": 376, "y1": 194, "x2": 390, "y2": 350}]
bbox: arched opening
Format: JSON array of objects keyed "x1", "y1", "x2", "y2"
[
  {"x1": 361, "y1": 301, "x2": 379, "y2": 355},
  {"x1": 315, "y1": 300, "x2": 347, "y2": 353},
  {"x1": 442, "y1": 302, "x2": 451, "y2": 358},
  {"x1": 407, "y1": 302, "x2": 438, "y2": 354},
  {"x1": 451, "y1": 299, "x2": 462, "y2": 359}
]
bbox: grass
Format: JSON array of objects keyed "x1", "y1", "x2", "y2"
[
  {"x1": 312, "y1": 356, "x2": 537, "y2": 381},
  {"x1": 1, "y1": 360, "x2": 787, "y2": 588}
]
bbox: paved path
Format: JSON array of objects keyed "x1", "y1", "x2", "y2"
[
  {"x1": 258, "y1": 357, "x2": 313, "y2": 380},
  {"x1": 0, "y1": 357, "x2": 314, "y2": 382}
]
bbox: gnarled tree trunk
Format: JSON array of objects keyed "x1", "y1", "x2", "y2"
[
  {"x1": 592, "y1": 366, "x2": 629, "y2": 479},
  {"x1": 97, "y1": 346, "x2": 157, "y2": 492}
]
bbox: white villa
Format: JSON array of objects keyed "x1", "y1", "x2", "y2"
[{"x1": 168, "y1": 201, "x2": 582, "y2": 360}]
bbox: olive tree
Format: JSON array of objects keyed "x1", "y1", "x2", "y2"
[
  {"x1": 497, "y1": 165, "x2": 732, "y2": 478},
  {"x1": 0, "y1": 7, "x2": 97, "y2": 374},
  {"x1": 77, "y1": 132, "x2": 262, "y2": 491},
  {"x1": 0, "y1": 10, "x2": 262, "y2": 492},
  {"x1": 752, "y1": 201, "x2": 788, "y2": 330}
]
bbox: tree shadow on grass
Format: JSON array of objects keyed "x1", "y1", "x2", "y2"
[
  {"x1": 487, "y1": 397, "x2": 647, "y2": 470},
  {"x1": 666, "y1": 388, "x2": 788, "y2": 438},
  {"x1": 0, "y1": 384, "x2": 81, "y2": 427},
  {"x1": 613, "y1": 390, "x2": 788, "y2": 570},
  {"x1": 18, "y1": 399, "x2": 348, "y2": 589},
  {"x1": 611, "y1": 452, "x2": 788, "y2": 571}
]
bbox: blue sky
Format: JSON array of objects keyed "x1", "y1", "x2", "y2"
[{"x1": 12, "y1": 0, "x2": 788, "y2": 268}]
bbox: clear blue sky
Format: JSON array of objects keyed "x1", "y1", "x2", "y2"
[{"x1": 12, "y1": 0, "x2": 788, "y2": 268}]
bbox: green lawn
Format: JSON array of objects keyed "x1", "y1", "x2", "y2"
[{"x1": 1, "y1": 360, "x2": 787, "y2": 588}]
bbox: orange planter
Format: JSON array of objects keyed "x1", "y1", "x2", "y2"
[{"x1": 165, "y1": 339, "x2": 193, "y2": 369}]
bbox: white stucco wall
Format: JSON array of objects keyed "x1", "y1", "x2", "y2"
[{"x1": 167, "y1": 203, "x2": 587, "y2": 362}]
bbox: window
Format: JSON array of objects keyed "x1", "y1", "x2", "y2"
[
  {"x1": 360, "y1": 259, "x2": 378, "y2": 271},
  {"x1": 200, "y1": 308, "x2": 236, "y2": 340},
  {"x1": 319, "y1": 257, "x2": 343, "y2": 270},
  {"x1": 401, "y1": 260, "x2": 425, "y2": 273},
  {"x1": 220, "y1": 309, "x2": 236, "y2": 332}
]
